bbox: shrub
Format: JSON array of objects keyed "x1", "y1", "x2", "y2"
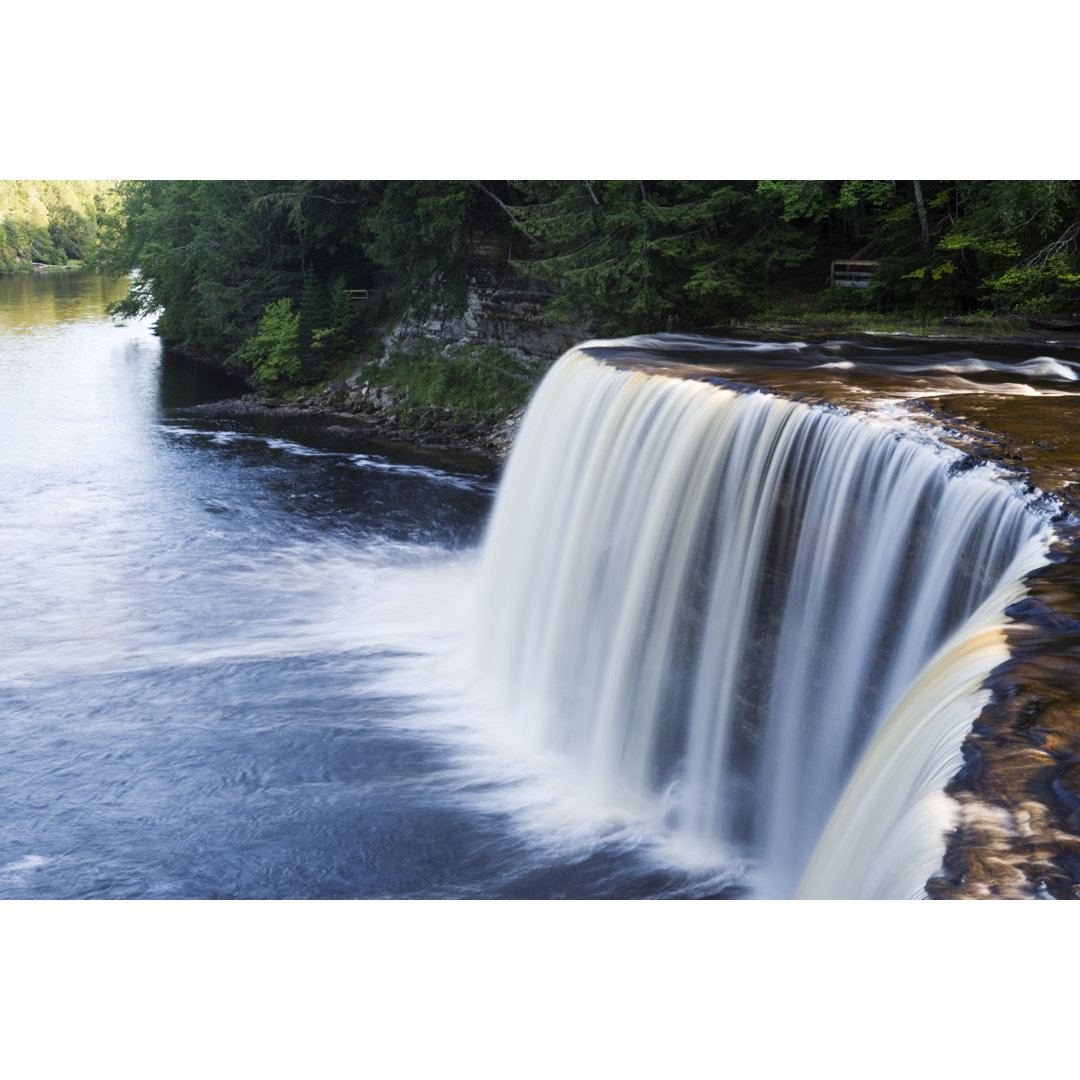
[{"x1": 241, "y1": 298, "x2": 302, "y2": 390}]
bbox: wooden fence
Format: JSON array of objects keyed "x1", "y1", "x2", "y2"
[{"x1": 830, "y1": 260, "x2": 879, "y2": 288}]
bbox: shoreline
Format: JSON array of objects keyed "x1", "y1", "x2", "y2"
[
  {"x1": 718, "y1": 318, "x2": 1080, "y2": 351},
  {"x1": 189, "y1": 387, "x2": 519, "y2": 467},
  {"x1": 187, "y1": 321, "x2": 1080, "y2": 465}
]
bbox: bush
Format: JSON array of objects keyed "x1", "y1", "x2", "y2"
[
  {"x1": 241, "y1": 298, "x2": 303, "y2": 390},
  {"x1": 815, "y1": 285, "x2": 880, "y2": 314}
]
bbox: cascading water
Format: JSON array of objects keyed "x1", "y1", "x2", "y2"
[{"x1": 474, "y1": 346, "x2": 1054, "y2": 898}]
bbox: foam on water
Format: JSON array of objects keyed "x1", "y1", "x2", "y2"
[{"x1": 471, "y1": 348, "x2": 1055, "y2": 897}]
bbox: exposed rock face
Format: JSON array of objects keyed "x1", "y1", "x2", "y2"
[
  {"x1": 387, "y1": 284, "x2": 591, "y2": 360},
  {"x1": 321, "y1": 281, "x2": 589, "y2": 459},
  {"x1": 190, "y1": 279, "x2": 587, "y2": 462},
  {"x1": 192, "y1": 378, "x2": 519, "y2": 463},
  {"x1": 488, "y1": 407, "x2": 525, "y2": 458}
]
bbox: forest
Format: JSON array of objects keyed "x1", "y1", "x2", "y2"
[
  {"x1": 8, "y1": 180, "x2": 1080, "y2": 397},
  {"x1": 0, "y1": 180, "x2": 118, "y2": 271}
]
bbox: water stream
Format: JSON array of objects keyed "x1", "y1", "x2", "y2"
[
  {"x1": 475, "y1": 347, "x2": 1055, "y2": 897},
  {"x1": 3, "y1": 271, "x2": 1076, "y2": 898}
]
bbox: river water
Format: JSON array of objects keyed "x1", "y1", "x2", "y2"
[
  {"x1": 1, "y1": 270, "x2": 746, "y2": 899},
  {"x1": 5, "y1": 270, "x2": 1079, "y2": 900}
]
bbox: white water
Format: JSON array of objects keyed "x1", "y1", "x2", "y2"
[{"x1": 474, "y1": 347, "x2": 1053, "y2": 897}]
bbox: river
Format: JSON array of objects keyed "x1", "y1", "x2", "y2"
[
  {"x1": 5, "y1": 269, "x2": 1080, "y2": 901},
  {"x1": 0, "y1": 270, "x2": 744, "y2": 899}
]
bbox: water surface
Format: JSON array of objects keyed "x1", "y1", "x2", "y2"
[
  {"x1": 5, "y1": 273, "x2": 1077, "y2": 900},
  {"x1": 0, "y1": 272, "x2": 741, "y2": 899}
]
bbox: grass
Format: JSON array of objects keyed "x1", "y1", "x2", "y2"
[
  {"x1": 364, "y1": 340, "x2": 542, "y2": 429},
  {"x1": 728, "y1": 297, "x2": 1046, "y2": 342},
  {"x1": 737, "y1": 311, "x2": 948, "y2": 337}
]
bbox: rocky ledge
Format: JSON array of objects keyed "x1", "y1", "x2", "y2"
[{"x1": 191, "y1": 377, "x2": 524, "y2": 463}]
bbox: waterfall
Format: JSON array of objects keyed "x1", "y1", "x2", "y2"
[{"x1": 474, "y1": 346, "x2": 1053, "y2": 898}]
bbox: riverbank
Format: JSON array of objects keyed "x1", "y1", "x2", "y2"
[
  {"x1": 188, "y1": 333, "x2": 546, "y2": 464},
  {"x1": 189, "y1": 314, "x2": 1080, "y2": 465},
  {"x1": 190, "y1": 384, "x2": 524, "y2": 465},
  {"x1": 724, "y1": 312, "x2": 1080, "y2": 350}
]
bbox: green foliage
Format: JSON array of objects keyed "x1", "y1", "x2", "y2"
[
  {"x1": 97, "y1": 179, "x2": 1080, "y2": 403},
  {"x1": 361, "y1": 181, "x2": 474, "y2": 318},
  {"x1": 0, "y1": 180, "x2": 113, "y2": 272},
  {"x1": 98, "y1": 180, "x2": 378, "y2": 373},
  {"x1": 505, "y1": 180, "x2": 661, "y2": 331},
  {"x1": 241, "y1": 298, "x2": 302, "y2": 389},
  {"x1": 938, "y1": 230, "x2": 1022, "y2": 257},
  {"x1": 237, "y1": 276, "x2": 366, "y2": 394},
  {"x1": 505, "y1": 181, "x2": 817, "y2": 333},
  {"x1": 940, "y1": 183, "x2": 1080, "y2": 312},
  {"x1": 367, "y1": 340, "x2": 537, "y2": 427},
  {"x1": 985, "y1": 251, "x2": 1080, "y2": 312},
  {"x1": 816, "y1": 285, "x2": 881, "y2": 314},
  {"x1": 757, "y1": 180, "x2": 897, "y2": 228},
  {"x1": 298, "y1": 274, "x2": 361, "y2": 358}
]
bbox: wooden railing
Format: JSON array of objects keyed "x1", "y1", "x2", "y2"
[{"x1": 830, "y1": 260, "x2": 879, "y2": 288}]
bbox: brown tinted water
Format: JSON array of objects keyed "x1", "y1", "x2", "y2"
[
  {"x1": 594, "y1": 333, "x2": 1080, "y2": 897},
  {"x1": 7, "y1": 270, "x2": 1078, "y2": 898}
]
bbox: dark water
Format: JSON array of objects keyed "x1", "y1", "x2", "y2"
[
  {"x1": 8, "y1": 273, "x2": 1078, "y2": 901},
  {"x1": 0, "y1": 271, "x2": 741, "y2": 899}
]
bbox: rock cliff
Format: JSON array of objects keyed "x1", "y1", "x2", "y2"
[{"x1": 386, "y1": 282, "x2": 590, "y2": 362}]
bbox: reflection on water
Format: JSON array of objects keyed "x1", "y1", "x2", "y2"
[
  {"x1": 0, "y1": 269, "x2": 131, "y2": 335},
  {"x1": 0, "y1": 272, "x2": 741, "y2": 900}
]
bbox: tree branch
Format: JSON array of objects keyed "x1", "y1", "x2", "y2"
[{"x1": 475, "y1": 183, "x2": 543, "y2": 247}]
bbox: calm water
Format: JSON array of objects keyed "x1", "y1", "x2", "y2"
[{"x1": 0, "y1": 271, "x2": 740, "y2": 899}]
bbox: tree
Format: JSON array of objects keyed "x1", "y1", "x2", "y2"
[
  {"x1": 361, "y1": 181, "x2": 475, "y2": 318},
  {"x1": 939, "y1": 181, "x2": 1080, "y2": 312},
  {"x1": 912, "y1": 181, "x2": 930, "y2": 251},
  {"x1": 0, "y1": 180, "x2": 111, "y2": 270},
  {"x1": 95, "y1": 178, "x2": 1080, "y2": 387},
  {"x1": 241, "y1": 297, "x2": 302, "y2": 389},
  {"x1": 504, "y1": 181, "x2": 818, "y2": 333},
  {"x1": 98, "y1": 180, "x2": 378, "y2": 370}
]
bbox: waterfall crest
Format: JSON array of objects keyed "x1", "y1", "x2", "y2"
[{"x1": 475, "y1": 347, "x2": 1052, "y2": 897}]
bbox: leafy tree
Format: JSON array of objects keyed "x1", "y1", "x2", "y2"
[
  {"x1": 0, "y1": 180, "x2": 111, "y2": 271},
  {"x1": 241, "y1": 297, "x2": 302, "y2": 389},
  {"x1": 99, "y1": 180, "x2": 378, "y2": 372},
  {"x1": 938, "y1": 181, "x2": 1080, "y2": 312},
  {"x1": 361, "y1": 181, "x2": 475, "y2": 318},
  {"x1": 96, "y1": 178, "x2": 1080, "y2": 397}
]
